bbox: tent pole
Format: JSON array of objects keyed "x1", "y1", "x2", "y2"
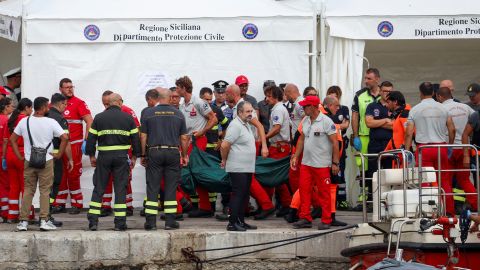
[
  {"x1": 309, "y1": 0, "x2": 319, "y2": 90},
  {"x1": 318, "y1": 0, "x2": 326, "y2": 98}
]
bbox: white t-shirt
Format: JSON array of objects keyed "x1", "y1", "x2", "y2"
[
  {"x1": 14, "y1": 116, "x2": 65, "y2": 161},
  {"x1": 442, "y1": 99, "x2": 474, "y2": 144},
  {"x1": 291, "y1": 96, "x2": 304, "y2": 136},
  {"x1": 407, "y1": 98, "x2": 449, "y2": 144}
]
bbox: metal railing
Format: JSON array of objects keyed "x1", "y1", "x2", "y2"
[{"x1": 417, "y1": 144, "x2": 480, "y2": 217}]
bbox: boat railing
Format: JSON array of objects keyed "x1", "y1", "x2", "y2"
[
  {"x1": 417, "y1": 144, "x2": 480, "y2": 217},
  {"x1": 355, "y1": 150, "x2": 413, "y2": 223}
]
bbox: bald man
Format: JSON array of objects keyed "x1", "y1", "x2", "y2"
[
  {"x1": 85, "y1": 93, "x2": 141, "y2": 231},
  {"x1": 440, "y1": 79, "x2": 460, "y2": 102}
]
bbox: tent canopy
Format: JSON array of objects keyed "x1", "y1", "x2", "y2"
[
  {"x1": 24, "y1": 0, "x2": 313, "y2": 19},
  {"x1": 0, "y1": 0, "x2": 21, "y2": 18},
  {"x1": 325, "y1": 0, "x2": 480, "y2": 40}
]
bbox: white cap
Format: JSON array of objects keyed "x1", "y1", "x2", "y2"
[{"x1": 3, "y1": 67, "x2": 21, "y2": 78}]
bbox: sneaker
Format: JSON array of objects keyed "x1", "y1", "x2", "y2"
[
  {"x1": 51, "y1": 205, "x2": 67, "y2": 214},
  {"x1": 40, "y1": 220, "x2": 57, "y2": 231},
  {"x1": 47, "y1": 216, "x2": 63, "y2": 227},
  {"x1": 16, "y1": 221, "x2": 28, "y2": 231},
  {"x1": 293, "y1": 219, "x2": 312, "y2": 229},
  {"x1": 165, "y1": 221, "x2": 180, "y2": 230},
  {"x1": 317, "y1": 222, "x2": 331, "y2": 230},
  {"x1": 69, "y1": 207, "x2": 81, "y2": 215},
  {"x1": 114, "y1": 224, "x2": 128, "y2": 231}
]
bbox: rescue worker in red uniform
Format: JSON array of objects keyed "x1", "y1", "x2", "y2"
[
  {"x1": 52, "y1": 78, "x2": 93, "y2": 214},
  {"x1": 0, "y1": 98, "x2": 14, "y2": 222},
  {"x1": 176, "y1": 76, "x2": 218, "y2": 217},
  {"x1": 98, "y1": 91, "x2": 140, "y2": 216},
  {"x1": 291, "y1": 96, "x2": 339, "y2": 230},
  {"x1": 264, "y1": 86, "x2": 292, "y2": 217},
  {"x1": 3, "y1": 98, "x2": 35, "y2": 222}
]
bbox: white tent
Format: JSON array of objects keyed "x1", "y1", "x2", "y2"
[
  {"x1": 322, "y1": 0, "x2": 480, "y2": 204},
  {"x1": 323, "y1": 0, "x2": 480, "y2": 106},
  {"x1": 0, "y1": 0, "x2": 316, "y2": 207}
]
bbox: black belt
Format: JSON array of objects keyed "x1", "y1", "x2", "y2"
[{"x1": 149, "y1": 145, "x2": 178, "y2": 150}]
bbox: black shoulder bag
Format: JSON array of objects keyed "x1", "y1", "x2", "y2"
[{"x1": 27, "y1": 117, "x2": 51, "y2": 169}]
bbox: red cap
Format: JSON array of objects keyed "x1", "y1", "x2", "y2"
[
  {"x1": 0, "y1": 86, "x2": 9, "y2": 96},
  {"x1": 235, "y1": 75, "x2": 249, "y2": 85},
  {"x1": 299, "y1": 96, "x2": 320, "y2": 107}
]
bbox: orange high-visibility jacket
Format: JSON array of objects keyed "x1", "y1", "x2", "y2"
[{"x1": 385, "y1": 104, "x2": 412, "y2": 151}]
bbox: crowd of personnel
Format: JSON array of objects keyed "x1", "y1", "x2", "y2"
[{"x1": 0, "y1": 66, "x2": 479, "y2": 232}]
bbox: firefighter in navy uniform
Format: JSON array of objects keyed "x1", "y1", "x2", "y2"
[
  {"x1": 47, "y1": 93, "x2": 73, "y2": 226},
  {"x1": 86, "y1": 93, "x2": 140, "y2": 231},
  {"x1": 141, "y1": 88, "x2": 190, "y2": 230}
]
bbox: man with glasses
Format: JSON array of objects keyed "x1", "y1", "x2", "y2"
[
  {"x1": 169, "y1": 87, "x2": 181, "y2": 109},
  {"x1": 365, "y1": 81, "x2": 394, "y2": 174},
  {"x1": 51, "y1": 78, "x2": 93, "y2": 215}
]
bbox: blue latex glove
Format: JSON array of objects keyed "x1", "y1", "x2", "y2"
[
  {"x1": 81, "y1": 140, "x2": 87, "y2": 155},
  {"x1": 1, "y1": 158, "x2": 6, "y2": 170},
  {"x1": 447, "y1": 147, "x2": 453, "y2": 159},
  {"x1": 353, "y1": 137, "x2": 362, "y2": 151}
]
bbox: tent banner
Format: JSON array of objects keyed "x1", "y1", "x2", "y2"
[
  {"x1": 0, "y1": 15, "x2": 20, "y2": 42},
  {"x1": 26, "y1": 17, "x2": 313, "y2": 44},
  {"x1": 327, "y1": 16, "x2": 480, "y2": 40}
]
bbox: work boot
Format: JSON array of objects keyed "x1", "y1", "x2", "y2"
[
  {"x1": 51, "y1": 205, "x2": 66, "y2": 214},
  {"x1": 293, "y1": 219, "x2": 312, "y2": 229},
  {"x1": 284, "y1": 208, "x2": 299, "y2": 223},
  {"x1": 253, "y1": 208, "x2": 275, "y2": 220},
  {"x1": 88, "y1": 219, "x2": 98, "y2": 231},
  {"x1": 69, "y1": 207, "x2": 81, "y2": 215},
  {"x1": 187, "y1": 209, "x2": 213, "y2": 218},
  {"x1": 215, "y1": 206, "x2": 230, "y2": 221},
  {"x1": 100, "y1": 208, "x2": 112, "y2": 217},
  {"x1": 165, "y1": 214, "x2": 180, "y2": 230},
  {"x1": 330, "y1": 213, "x2": 348, "y2": 227},
  {"x1": 114, "y1": 217, "x2": 127, "y2": 231},
  {"x1": 275, "y1": 206, "x2": 290, "y2": 217},
  {"x1": 311, "y1": 208, "x2": 322, "y2": 219},
  {"x1": 144, "y1": 215, "x2": 157, "y2": 231}
]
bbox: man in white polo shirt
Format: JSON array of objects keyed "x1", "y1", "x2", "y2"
[
  {"x1": 405, "y1": 82, "x2": 456, "y2": 216},
  {"x1": 437, "y1": 87, "x2": 478, "y2": 211},
  {"x1": 264, "y1": 85, "x2": 292, "y2": 217},
  {"x1": 175, "y1": 76, "x2": 218, "y2": 218},
  {"x1": 221, "y1": 101, "x2": 258, "y2": 232},
  {"x1": 291, "y1": 95, "x2": 339, "y2": 230}
]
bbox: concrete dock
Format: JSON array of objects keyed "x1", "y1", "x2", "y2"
[{"x1": 0, "y1": 210, "x2": 364, "y2": 270}]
